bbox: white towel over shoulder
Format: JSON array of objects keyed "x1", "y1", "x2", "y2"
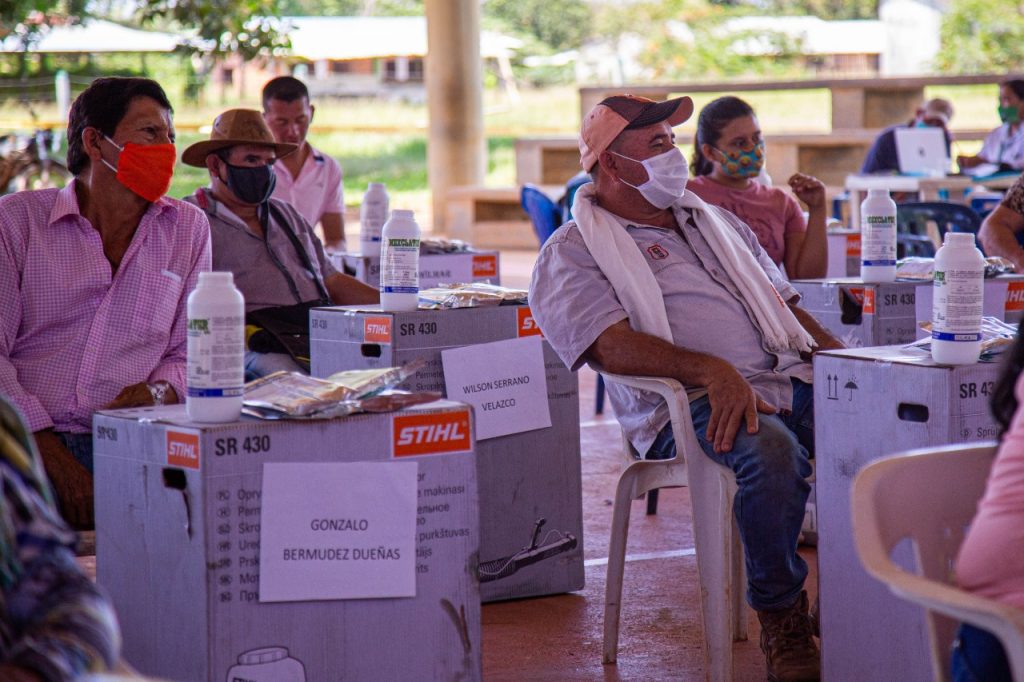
[{"x1": 571, "y1": 182, "x2": 815, "y2": 354}]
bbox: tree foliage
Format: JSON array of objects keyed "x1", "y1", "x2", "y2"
[
  {"x1": 137, "y1": 0, "x2": 291, "y2": 60},
  {"x1": 732, "y1": 0, "x2": 878, "y2": 20},
  {"x1": 273, "y1": 0, "x2": 424, "y2": 15},
  {"x1": 485, "y1": 0, "x2": 592, "y2": 52},
  {"x1": 935, "y1": 0, "x2": 1024, "y2": 74},
  {"x1": 0, "y1": 0, "x2": 88, "y2": 46}
]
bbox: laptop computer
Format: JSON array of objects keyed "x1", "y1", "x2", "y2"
[{"x1": 894, "y1": 127, "x2": 950, "y2": 176}]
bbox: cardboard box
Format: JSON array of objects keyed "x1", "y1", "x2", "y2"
[
  {"x1": 310, "y1": 304, "x2": 584, "y2": 602},
  {"x1": 333, "y1": 251, "x2": 501, "y2": 289},
  {"x1": 94, "y1": 401, "x2": 482, "y2": 682},
  {"x1": 825, "y1": 230, "x2": 860, "y2": 278},
  {"x1": 814, "y1": 346, "x2": 1002, "y2": 682},
  {"x1": 792, "y1": 278, "x2": 923, "y2": 347},
  {"x1": 915, "y1": 274, "x2": 1024, "y2": 336}
]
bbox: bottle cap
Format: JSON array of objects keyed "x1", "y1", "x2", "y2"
[
  {"x1": 198, "y1": 271, "x2": 234, "y2": 286},
  {"x1": 944, "y1": 232, "x2": 976, "y2": 247},
  {"x1": 238, "y1": 646, "x2": 289, "y2": 665},
  {"x1": 866, "y1": 188, "x2": 890, "y2": 196},
  {"x1": 391, "y1": 209, "x2": 415, "y2": 220},
  {"x1": 368, "y1": 182, "x2": 385, "y2": 190}
]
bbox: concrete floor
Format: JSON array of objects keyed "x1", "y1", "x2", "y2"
[{"x1": 480, "y1": 364, "x2": 818, "y2": 681}]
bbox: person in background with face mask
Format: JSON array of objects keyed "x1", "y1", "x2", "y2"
[
  {"x1": 860, "y1": 97, "x2": 954, "y2": 175},
  {"x1": 182, "y1": 109, "x2": 378, "y2": 379},
  {"x1": 688, "y1": 96, "x2": 828, "y2": 280},
  {"x1": 262, "y1": 76, "x2": 347, "y2": 253},
  {"x1": 529, "y1": 94, "x2": 842, "y2": 682},
  {"x1": 958, "y1": 80, "x2": 1024, "y2": 173},
  {"x1": 0, "y1": 77, "x2": 211, "y2": 530}
]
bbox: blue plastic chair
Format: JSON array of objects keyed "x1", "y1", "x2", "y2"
[
  {"x1": 897, "y1": 232, "x2": 937, "y2": 258},
  {"x1": 897, "y1": 202, "x2": 982, "y2": 240},
  {"x1": 560, "y1": 172, "x2": 593, "y2": 224},
  {"x1": 520, "y1": 184, "x2": 561, "y2": 247}
]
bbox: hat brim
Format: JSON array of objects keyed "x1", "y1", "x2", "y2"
[
  {"x1": 181, "y1": 139, "x2": 298, "y2": 167},
  {"x1": 624, "y1": 96, "x2": 694, "y2": 130}
]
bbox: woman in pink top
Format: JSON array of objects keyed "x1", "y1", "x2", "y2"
[
  {"x1": 687, "y1": 96, "x2": 828, "y2": 279},
  {"x1": 951, "y1": 336, "x2": 1024, "y2": 681}
]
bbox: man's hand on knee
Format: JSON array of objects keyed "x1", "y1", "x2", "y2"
[
  {"x1": 704, "y1": 359, "x2": 777, "y2": 454},
  {"x1": 33, "y1": 430, "x2": 94, "y2": 530}
]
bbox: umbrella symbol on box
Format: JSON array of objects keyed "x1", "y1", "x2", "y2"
[{"x1": 845, "y1": 379, "x2": 859, "y2": 401}]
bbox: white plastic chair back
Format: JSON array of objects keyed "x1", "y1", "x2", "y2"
[
  {"x1": 852, "y1": 443, "x2": 1024, "y2": 681},
  {"x1": 600, "y1": 373, "x2": 745, "y2": 681}
]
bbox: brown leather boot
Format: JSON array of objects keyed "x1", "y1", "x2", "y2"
[{"x1": 757, "y1": 591, "x2": 821, "y2": 682}]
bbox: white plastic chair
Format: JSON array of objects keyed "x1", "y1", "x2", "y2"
[
  {"x1": 600, "y1": 373, "x2": 747, "y2": 681},
  {"x1": 852, "y1": 442, "x2": 1024, "y2": 681}
]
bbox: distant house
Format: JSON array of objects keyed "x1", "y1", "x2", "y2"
[{"x1": 214, "y1": 16, "x2": 520, "y2": 103}]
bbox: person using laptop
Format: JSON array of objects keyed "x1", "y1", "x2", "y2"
[
  {"x1": 958, "y1": 80, "x2": 1024, "y2": 174},
  {"x1": 688, "y1": 96, "x2": 828, "y2": 279},
  {"x1": 860, "y1": 98, "x2": 954, "y2": 174}
]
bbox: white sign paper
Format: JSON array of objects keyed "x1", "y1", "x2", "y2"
[
  {"x1": 441, "y1": 336, "x2": 551, "y2": 440},
  {"x1": 259, "y1": 461, "x2": 418, "y2": 602}
]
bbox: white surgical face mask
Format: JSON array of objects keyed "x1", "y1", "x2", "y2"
[{"x1": 611, "y1": 146, "x2": 689, "y2": 209}]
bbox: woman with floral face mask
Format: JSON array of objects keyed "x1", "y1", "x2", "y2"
[
  {"x1": 957, "y1": 79, "x2": 1024, "y2": 174},
  {"x1": 688, "y1": 96, "x2": 828, "y2": 280}
]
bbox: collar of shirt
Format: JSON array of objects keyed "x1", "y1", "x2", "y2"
[
  {"x1": 275, "y1": 144, "x2": 324, "y2": 182},
  {"x1": 48, "y1": 179, "x2": 178, "y2": 229},
  {"x1": 194, "y1": 187, "x2": 253, "y2": 233}
]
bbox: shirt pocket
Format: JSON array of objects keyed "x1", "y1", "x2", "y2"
[{"x1": 131, "y1": 270, "x2": 185, "y2": 346}]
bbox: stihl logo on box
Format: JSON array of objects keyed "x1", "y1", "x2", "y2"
[
  {"x1": 517, "y1": 307, "x2": 543, "y2": 337},
  {"x1": 472, "y1": 254, "x2": 498, "y2": 278},
  {"x1": 364, "y1": 316, "x2": 392, "y2": 343},
  {"x1": 845, "y1": 234, "x2": 861, "y2": 258},
  {"x1": 848, "y1": 287, "x2": 875, "y2": 314},
  {"x1": 1006, "y1": 282, "x2": 1024, "y2": 312},
  {"x1": 393, "y1": 410, "x2": 472, "y2": 457},
  {"x1": 167, "y1": 430, "x2": 200, "y2": 470}
]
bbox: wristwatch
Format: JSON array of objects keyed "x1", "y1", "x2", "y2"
[{"x1": 147, "y1": 381, "x2": 171, "y2": 406}]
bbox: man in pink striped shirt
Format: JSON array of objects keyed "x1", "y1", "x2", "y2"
[{"x1": 0, "y1": 77, "x2": 211, "y2": 528}]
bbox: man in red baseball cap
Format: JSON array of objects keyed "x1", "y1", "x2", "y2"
[{"x1": 530, "y1": 95, "x2": 841, "y2": 681}]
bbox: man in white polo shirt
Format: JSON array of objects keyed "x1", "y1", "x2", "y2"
[{"x1": 262, "y1": 76, "x2": 346, "y2": 251}]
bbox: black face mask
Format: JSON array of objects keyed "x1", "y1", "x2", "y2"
[{"x1": 222, "y1": 162, "x2": 276, "y2": 205}]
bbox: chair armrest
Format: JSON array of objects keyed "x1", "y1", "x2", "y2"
[{"x1": 599, "y1": 373, "x2": 699, "y2": 455}]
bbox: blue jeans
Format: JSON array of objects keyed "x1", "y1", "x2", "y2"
[
  {"x1": 57, "y1": 432, "x2": 94, "y2": 473},
  {"x1": 244, "y1": 351, "x2": 306, "y2": 381},
  {"x1": 648, "y1": 378, "x2": 814, "y2": 612},
  {"x1": 952, "y1": 623, "x2": 1012, "y2": 682}
]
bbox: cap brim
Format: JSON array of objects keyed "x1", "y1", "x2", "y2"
[
  {"x1": 181, "y1": 139, "x2": 298, "y2": 167},
  {"x1": 625, "y1": 96, "x2": 694, "y2": 130}
]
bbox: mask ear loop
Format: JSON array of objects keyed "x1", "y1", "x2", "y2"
[{"x1": 98, "y1": 133, "x2": 122, "y2": 174}]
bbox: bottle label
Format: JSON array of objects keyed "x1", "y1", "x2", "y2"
[
  {"x1": 932, "y1": 268, "x2": 983, "y2": 342},
  {"x1": 861, "y1": 214, "x2": 896, "y2": 267},
  {"x1": 187, "y1": 315, "x2": 244, "y2": 393},
  {"x1": 380, "y1": 237, "x2": 420, "y2": 293},
  {"x1": 360, "y1": 199, "x2": 388, "y2": 241}
]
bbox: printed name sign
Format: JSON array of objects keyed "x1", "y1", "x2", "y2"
[
  {"x1": 259, "y1": 461, "x2": 418, "y2": 602},
  {"x1": 441, "y1": 336, "x2": 551, "y2": 440}
]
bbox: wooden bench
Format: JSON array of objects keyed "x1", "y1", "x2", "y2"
[{"x1": 445, "y1": 185, "x2": 561, "y2": 250}]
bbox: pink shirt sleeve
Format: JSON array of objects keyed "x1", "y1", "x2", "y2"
[
  {"x1": 0, "y1": 198, "x2": 53, "y2": 431},
  {"x1": 323, "y1": 156, "x2": 344, "y2": 216},
  {"x1": 955, "y1": 371, "x2": 1024, "y2": 611},
  {"x1": 782, "y1": 192, "x2": 807, "y2": 235}
]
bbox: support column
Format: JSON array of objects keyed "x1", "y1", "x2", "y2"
[{"x1": 425, "y1": 0, "x2": 485, "y2": 234}]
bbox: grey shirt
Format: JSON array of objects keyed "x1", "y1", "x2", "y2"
[
  {"x1": 184, "y1": 189, "x2": 338, "y2": 313},
  {"x1": 529, "y1": 203, "x2": 812, "y2": 455}
]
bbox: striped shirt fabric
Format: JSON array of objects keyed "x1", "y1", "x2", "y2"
[
  {"x1": 0, "y1": 181, "x2": 212, "y2": 433},
  {"x1": 0, "y1": 395, "x2": 120, "y2": 679}
]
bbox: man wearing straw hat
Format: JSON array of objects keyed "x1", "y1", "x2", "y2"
[
  {"x1": 530, "y1": 94, "x2": 843, "y2": 682},
  {"x1": 182, "y1": 109, "x2": 377, "y2": 378}
]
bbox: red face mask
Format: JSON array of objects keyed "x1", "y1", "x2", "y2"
[{"x1": 102, "y1": 136, "x2": 176, "y2": 202}]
